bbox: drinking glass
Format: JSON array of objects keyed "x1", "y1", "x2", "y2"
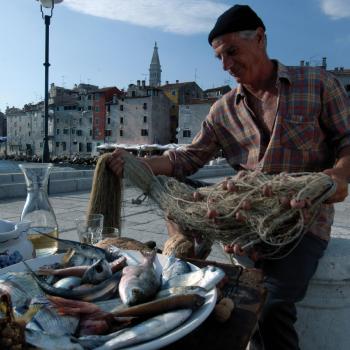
[
  {"x1": 102, "y1": 227, "x2": 120, "y2": 239},
  {"x1": 75, "y1": 214, "x2": 104, "y2": 244}
]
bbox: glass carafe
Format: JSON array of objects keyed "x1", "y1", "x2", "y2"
[{"x1": 19, "y1": 163, "x2": 58, "y2": 257}]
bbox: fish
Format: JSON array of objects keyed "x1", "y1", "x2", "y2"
[
  {"x1": 25, "y1": 329, "x2": 84, "y2": 350},
  {"x1": 161, "y1": 254, "x2": 191, "y2": 283},
  {"x1": 155, "y1": 285, "x2": 207, "y2": 299},
  {"x1": 37, "y1": 256, "x2": 126, "y2": 279},
  {"x1": 23, "y1": 261, "x2": 121, "y2": 302},
  {"x1": 54, "y1": 276, "x2": 82, "y2": 289},
  {"x1": 161, "y1": 265, "x2": 226, "y2": 291},
  {"x1": 81, "y1": 259, "x2": 112, "y2": 284},
  {"x1": 118, "y1": 249, "x2": 161, "y2": 305},
  {"x1": 77, "y1": 309, "x2": 193, "y2": 350},
  {"x1": 35, "y1": 232, "x2": 118, "y2": 262},
  {"x1": 26, "y1": 302, "x2": 80, "y2": 336},
  {"x1": 111, "y1": 293, "x2": 205, "y2": 318},
  {"x1": 0, "y1": 272, "x2": 44, "y2": 310}
]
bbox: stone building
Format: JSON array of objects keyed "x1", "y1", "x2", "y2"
[
  {"x1": 177, "y1": 99, "x2": 216, "y2": 144},
  {"x1": 111, "y1": 82, "x2": 172, "y2": 145}
]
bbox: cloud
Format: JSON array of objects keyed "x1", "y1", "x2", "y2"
[
  {"x1": 63, "y1": 0, "x2": 229, "y2": 35},
  {"x1": 319, "y1": 0, "x2": 350, "y2": 19}
]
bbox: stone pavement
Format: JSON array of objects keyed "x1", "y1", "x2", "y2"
[
  {"x1": 1, "y1": 179, "x2": 349, "y2": 264},
  {"x1": 0, "y1": 176, "x2": 229, "y2": 263}
]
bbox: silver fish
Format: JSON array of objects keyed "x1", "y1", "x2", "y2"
[
  {"x1": 118, "y1": 249, "x2": 160, "y2": 305},
  {"x1": 0, "y1": 272, "x2": 44, "y2": 310},
  {"x1": 26, "y1": 304, "x2": 79, "y2": 336},
  {"x1": 25, "y1": 329, "x2": 84, "y2": 350},
  {"x1": 161, "y1": 254, "x2": 191, "y2": 283},
  {"x1": 82, "y1": 259, "x2": 112, "y2": 284},
  {"x1": 155, "y1": 286, "x2": 207, "y2": 299},
  {"x1": 24, "y1": 261, "x2": 121, "y2": 302},
  {"x1": 36, "y1": 232, "x2": 118, "y2": 262},
  {"x1": 54, "y1": 276, "x2": 82, "y2": 289},
  {"x1": 77, "y1": 309, "x2": 192, "y2": 350},
  {"x1": 161, "y1": 265, "x2": 226, "y2": 291}
]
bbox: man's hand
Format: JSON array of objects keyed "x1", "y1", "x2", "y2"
[
  {"x1": 106, "y1": 148, "x2": 130, "y2": 177},
  {"x1": 323, "y1": 168, "x2": 349, "y2": 203},
  {"x1": 224, "y1": 243, "x2": 261, "y2": 262}
]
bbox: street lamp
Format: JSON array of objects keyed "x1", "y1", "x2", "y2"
[{"x1": 36, "y1": 0, "x2": 63, "y2": 162}]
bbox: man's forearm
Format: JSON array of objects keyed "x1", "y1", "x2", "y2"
[
  {"x1": 334, "y1": 146, "x2": 350, "y2": 181},
  {"x1": 140, "y1": 155, "x2": 174, "y2": 176}
]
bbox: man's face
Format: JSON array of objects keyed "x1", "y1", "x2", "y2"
[{"x1": 212, "y1": 31, "x2": 264, "y2": 85}]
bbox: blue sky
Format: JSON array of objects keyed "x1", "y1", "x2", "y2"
[{"x1": 1, "y1": 0, "x2": 350, "y2": 112}]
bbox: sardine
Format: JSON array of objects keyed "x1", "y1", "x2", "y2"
[
  {"x1": 24, "y1": 261, "x2": 121, "y2": 302},
  {"x1": 161, "y1": 254, "x2": 191, "y2": 283},
  {"x1": 77, "y1": 309, "x2": 192, "y2": 349},
  {"x1": 36, "y1": 232, "x2": 118, "y2": 262},
  {"x1": 25, "y1": 329, "x2": 84, "y2": 350},
  {"x1": 161, "y1": 265, "x2": 226, "y2": 291},
  {"x1": 118, "y1": 250, "x2": 161, "y2": 305}
]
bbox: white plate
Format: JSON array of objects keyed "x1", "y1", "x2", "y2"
[
  {"x1": 0, "y1": 250, "x2": 217, "y2": 350},
  {"x1": 0, "y1": 220, "x2": 21, "y2": 242}
]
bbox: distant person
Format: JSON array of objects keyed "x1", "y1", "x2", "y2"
[{"x1": 108, "y1": 4, "x2": 350, "y2": 349}]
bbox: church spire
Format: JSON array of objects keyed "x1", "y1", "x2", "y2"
[{"x1": 149, "y1": 42, "x2": 162, "y2": 87}]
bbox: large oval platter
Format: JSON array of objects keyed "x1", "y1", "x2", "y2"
[{"x1": 0, "y1": 250, "x2": 217, "y2": 350}]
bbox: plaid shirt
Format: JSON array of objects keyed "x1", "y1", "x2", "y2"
[{"x1": 166, "y1": 61, "x2": 350, "y2": 240}]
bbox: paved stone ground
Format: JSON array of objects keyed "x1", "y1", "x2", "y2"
[
  {"x1": 1, "y1": 179, "x2": 349, "y2": 264},
  {"x1": 0, "y1": 176, "x2": 229, "y2": 263}
]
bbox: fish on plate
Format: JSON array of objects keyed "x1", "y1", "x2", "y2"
[
  {"x1": 37, "y1": 232, "x2": 118, "y2": 262},
  {"x1": 25, "y1": 329, "x2": 84, "y2": 350},
  {"x1": 161, "y1": 254, "x2": 191, "y2": 284},
  {"x1": 161, "y1": 265, "x2": 226, "y2": 291},
  {"x1": 23, "y1": 261, "x2": 122, "y2": 302},
  {"x1": 77, "y1": 309, "x2": 193, "y2": 350},
  {"x1": 119, "y1": 249, "x2": 161, "y2": 305}
]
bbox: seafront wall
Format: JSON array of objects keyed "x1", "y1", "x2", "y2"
[{"x1": 0, "y1": 164, "x2": 234, "y2": 200}]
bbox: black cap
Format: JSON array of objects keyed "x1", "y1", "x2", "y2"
[{"x1": 208, "y1": 4, "x2": 265, "y2": 45}]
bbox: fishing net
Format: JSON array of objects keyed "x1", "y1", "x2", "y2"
[{"x1": 90, "y1": 153, "x2": 336, "y2": 258}]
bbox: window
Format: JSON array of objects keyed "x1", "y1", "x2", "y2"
[
  {"x1": 79, "y1": 118, "x2": 82, "y2": 125},
  {"x1": 107, "y1": 105, "x2": 110, "y2": 112},
  {"x1": 63, "y1": 128, "x2": 68, "y2": 135},
  {"x1": 72, "y1": 129, "x2": 76, "y2": 134},
  {"x1": 346, "y1": 84, "x2": 350, "y2": 92},
  {"x1": 141, "y1": 129, "x2": 148, "y2": 136},
  {"x1": 62, "y1": 142, "x2": 66, "y2": 151},
  {"x1": 88, "y1": 106, "x2": 92, "y2": 110},
  {"x1": 95, "y1": 94, "x2": 100, "y2": 100},
  {"x1": 88, "y1": 95, "x2": 91, "y2": 100},
  {"x1": 95, "y1": 106, "x2": 99, "y2": 112},
  {"x1": 120, "y1": 117, "x2": 124, "y2": 124},
  {"x1": 77, "y1": 130, "x2": 82, "y2": 136},
  {"x1": 183, "y1": 130, "x2": 191, "y2": 138},
  {"x1": 105, "y1": 130, "x2": 112, "y2": 137},
  {"x1": 143, "y1": 116, "x2": 147, "y2": 123},
  {"x1": 107, "y1": 118, "x2": 111, "y2": 124},
  {"x1": 87, "y1": 143, "x2": 92, "y2": 152},
  {"x1": 172, "y1": 90, "x2": 176, "y2": 96},
  {"x1": 28, "y1": 132, "x2": 31, "y2": 137},
  {"x1": 143, "y1": 103, "x2": 147, "y2": 110},
  {"x1": 56, "y1": 129, "x2": 60, "y2": 135},
  {"x1": 89, "y1": 118, "x2": 92, "y2": 124},
  {"x1": 89, "y1": 129, "x2": 92, "y2": 136},
  {"x1": 56, "y1": 118, "x2": 59, "y2": 123},
  {"x1": 79, "y1": 143, "x2": 83, "y2": 152},
  {"x1": 56, "y1": 142, "x2": 59, "y2": 147},
  {"x1": 120, "y1": 129, "x2": 124, "y2": 137},
  {"x1": 120, "y1": 105, "x2": 124, "y2": 111}
]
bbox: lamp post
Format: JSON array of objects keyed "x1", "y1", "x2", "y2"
[{"x1": 36, "y1": 0, "x2": 63, "y2": 162}]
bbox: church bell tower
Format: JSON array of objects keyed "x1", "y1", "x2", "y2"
[{"x1": 149, "y1": 42, "x2": 162, "y2": 87}]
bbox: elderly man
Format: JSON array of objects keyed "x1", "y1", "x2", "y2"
[{"x1": 108, "y1": 4, "x2": 350, "y2": 349}]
